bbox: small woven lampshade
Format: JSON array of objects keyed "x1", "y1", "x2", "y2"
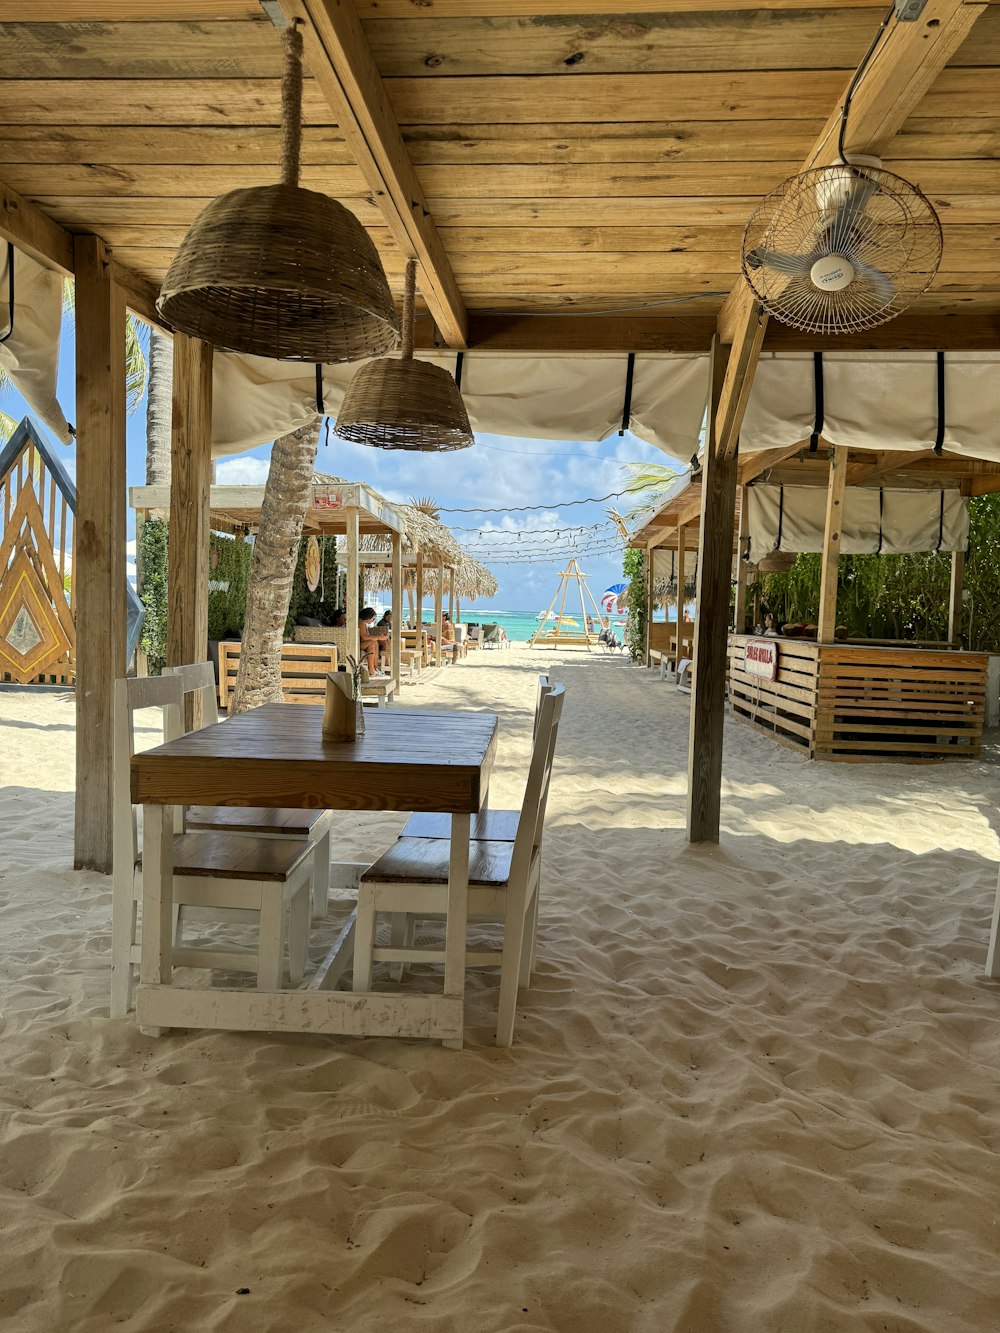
[
  {"x1": 156, "y1": 24, "x2": 398, "y2": 363},
  {"x1": 335, "y1": 259, "x2": 473, "y2": 451}
]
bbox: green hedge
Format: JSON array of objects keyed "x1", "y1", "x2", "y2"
[
  {"x1": 137, "y1": 519, "x2": 339, "y2": 673},
  {"x1": 623, "y1": 546, "x2": 646, "y2": 662},
  {"x1": 285, "y1": 535, "x2": 341, "y2": 637}
]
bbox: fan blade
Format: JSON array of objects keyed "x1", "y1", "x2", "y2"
[
  {"x1": 745, "y1": 247, "x2": 816, "y2": 276},
  {"x1": 826, "y1": 174, "x2": 881, "y2": 250},
  {"x1": 851, "y1": 260, "x2": 896, "y2": 307}
]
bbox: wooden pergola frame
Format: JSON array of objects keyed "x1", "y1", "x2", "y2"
[{"x1": 1, "y1": 0, "x2": 994, "y2": 868}]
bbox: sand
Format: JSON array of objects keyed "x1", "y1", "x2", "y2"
[{"x1": 2, "y1": 649, "x2": 1000, "y2": 1332}]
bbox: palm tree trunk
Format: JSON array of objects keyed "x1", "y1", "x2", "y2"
[
  {"x1": 144, "y1": 327, "x2": 173, "y2": 484},
  {"x1": 231, "y1": 418, "x2": 320, "y2": 714}
]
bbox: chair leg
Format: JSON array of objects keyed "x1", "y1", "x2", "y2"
[
  {"x1": 352, "y1": 888, "x2": 377, "y2": 992},
  {"x1": 519, "y1": 886, "x2": 538, "y2": 987},
  {"x1": 287, "y1": 881, "x2": 310, "y2": 984},
  {"x1": 110, "y1": 876, "x2": 138, "y2": 1019},
  {"x1": 389, "y1": 911, "x2": 408, "y2": 981},
  {"x1": 496, "y1": 881, "x2": 530, "y2": 1049},
  {"x1": 256, "y1": 888, "x2": 285, "y2": 990},
  {"x1": 311, "y1": 826, "x2": 332, "y2": 921}
]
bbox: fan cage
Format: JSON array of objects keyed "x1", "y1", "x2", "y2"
[{"x1": 740, "y1": 165, "x2": 943, "y2": 336}]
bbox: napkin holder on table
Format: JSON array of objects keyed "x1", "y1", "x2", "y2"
[{"x1": 322, "y1": 671, "x2": 364, "y2": 739}]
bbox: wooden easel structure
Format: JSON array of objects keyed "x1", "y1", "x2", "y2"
[{"x1": 529, "y1": 559, "x2": 608, "y2": 651}]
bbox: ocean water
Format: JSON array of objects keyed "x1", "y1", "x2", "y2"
[{"x1": 450, "y1": 609, "x2": 621, "y2": 644}]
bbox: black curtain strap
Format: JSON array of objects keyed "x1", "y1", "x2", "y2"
[
  {"x1": 314, "y1": 363, "x2": 325, "y2": 415},
  {"x1": 619, "y1": 352, "x2": 636, "y2": 437},
  {"x1": 454, "y1": 350, "x2": 464, "y2": 391},
  {"x1": 775, "y1": 484, "x2": 785, "y2": 551},
  {"x1": 936, "y1": 490, "x2": 946, "y2": 551},
  {"x1": 0, "y1": 242, "x2": 14, "y2": 345},
  {"x1": 875, "y1": 487, "x2": 884, "y2": 555},
  {"x1": 808, "y1": 351, "x2": 824, "y2": 452},
  {"x1": 934, "y1": 350, "x2": 946, "y2": 456}
]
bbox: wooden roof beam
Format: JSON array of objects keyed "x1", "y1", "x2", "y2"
[
  {"x1": 714, "y1": 0, "x2": 987, "y2": 462},
  {"x1": 0, "y1": 177, "x2": 163, "y2": 325},
  {"x1": 283, "y1": 0, "x2": 467, "y2": 348}
]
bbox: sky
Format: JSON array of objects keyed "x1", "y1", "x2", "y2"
[{"x1": 6, "y1": 314, "x2": 681, "y2": 614}]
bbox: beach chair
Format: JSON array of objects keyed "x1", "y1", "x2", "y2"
[
  {"x1": 352, "y1": 685, "x2": 566, "y2": 1047},
  {"x1": 165, "y1": 662, "x2": 333, "y2": 919},
  {"x1": 480, "y1": 622, "x2": 501, "y2": 649},
  {"x1": 110, "y1": 674, "x2": 313, "y2": 1018},
  {"x1": 400, "y1": 674, "x2": 554, "y2": 842}
]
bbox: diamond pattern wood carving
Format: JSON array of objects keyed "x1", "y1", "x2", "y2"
[{"x1": 0, "y1": 548, "x2": 71, "y2": 682}]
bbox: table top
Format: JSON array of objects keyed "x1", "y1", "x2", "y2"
[{"x1": 132, "y1": 703, "x2": 498, "y2": 814}]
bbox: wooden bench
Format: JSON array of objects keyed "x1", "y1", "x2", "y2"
[
  {"x1": 218, "y1": 642, "x2": 338, "y2": 708},
  {"x1": 648, "y1": 648, "x2": 668, "y2": 680}
]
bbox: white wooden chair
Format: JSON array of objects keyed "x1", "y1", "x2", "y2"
[
  {"x1": 986, "y1": 864, "x2": 1000, "y2": 980},
  {"x1": 352, "y1": 684, "x2": 566, "y2": 1047},
  {"x1": 111, "y1": 675, "x2": 314, "y2": 1018},
  {"x1": 400, "y1": 674, "x2": 552, "y2": 842},
  {"x1": 164, "y1": 662, "x2": 333, "y2": 920}
]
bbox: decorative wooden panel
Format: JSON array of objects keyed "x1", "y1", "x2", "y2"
[{"x1": 0, "y1": 417, "x2": 76, "y2": 684}]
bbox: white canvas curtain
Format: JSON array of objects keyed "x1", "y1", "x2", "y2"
[
  {"x1": 210, "y1": 350, "x2": 710, "y2": 461},
  {"x1": 741, "y1": 352, "x2": 1000, "y2": 462},
  {"x1": 746, "y1": 483, "x2": 969, "y2": 564},
  {"x1": 0, "y1": 248, "x2": 72, "y2": 444}
]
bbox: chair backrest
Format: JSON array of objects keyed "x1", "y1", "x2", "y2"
[
  {"x1": 510, "y1": 683, "x2": 566, "y2": 883},
  {"x1": 163, "y1": 661, "x2": 221, "y2": 737},
  {"x1": 113, "y1": 674, "x2": 185, "y2": 876},
  {"x1": 533, "y1": 672, "x2": 552, "y2": 740},
  {"x1": 482, "y1": 623, "x2": 500, "y2": 644}
]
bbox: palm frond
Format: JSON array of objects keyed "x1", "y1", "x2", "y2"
[
  {"x1": 0, "y1": 407, "x2": 18, "y2": 443},
  {"x1": 63, "y1": 276, "x2": 149, "y2": 416}
]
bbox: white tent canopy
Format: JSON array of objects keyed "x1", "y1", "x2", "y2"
[
  {"x1": 740, "y1": 351, "x2": 1000, "y2": 463},
  {"x1": 0, "y1": 249, "x2": 72, "y2": 443},
  {"x1": 746, "y1": 483, "x2": 969, "y2": 565},
  {"x1": 210, "y1": 349, "x2": 709, "y2": 460}
]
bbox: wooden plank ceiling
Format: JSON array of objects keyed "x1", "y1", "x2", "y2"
[{"x1": 1, "y1": 1, "x2": 998, "y2": 349}]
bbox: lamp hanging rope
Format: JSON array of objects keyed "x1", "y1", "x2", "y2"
[
  {"x1": 156, "y1": 20, "x2": 399, "y2": 363},
  {"x1": 334, "y1": 258, "x2": 474, "y2": 452}
]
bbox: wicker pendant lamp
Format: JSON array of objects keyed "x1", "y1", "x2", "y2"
[
  {"x1": 334, "y1": 259, "x2": 474, "y2": 451},
  {"x1": 156, "y1": 22, "x2": 399, "y2": 362}
]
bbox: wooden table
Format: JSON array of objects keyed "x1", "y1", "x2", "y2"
[{"x1": 131, "y1": 703, "x2": 498, "y2": 1044}]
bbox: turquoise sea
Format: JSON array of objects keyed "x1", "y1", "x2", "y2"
[{"x1": 447, "y1": 609, "x2": 624, "y2": 644}]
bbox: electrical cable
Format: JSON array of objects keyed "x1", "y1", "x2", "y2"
[{"x1": 837, "y1": 1, "x2": 897, "y2": 163}]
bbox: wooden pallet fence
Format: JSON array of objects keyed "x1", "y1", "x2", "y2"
[
  {"x1": 814, "y1": 645, "x2": 988, "y2": 762},
  {"x1": 728, "y1": 634, "x2": 818, "y2": 753}
]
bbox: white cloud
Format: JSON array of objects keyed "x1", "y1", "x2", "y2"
[{"x1": 216, "y1": 455, "x2": 270, "y2": 485}]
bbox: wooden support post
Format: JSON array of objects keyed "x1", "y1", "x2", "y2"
[
  {"x1": 347, "y1": 506, "x2": 360, "y2": 665},
  {"x1": 448, "y1": 566, "x2": 456, "y2": 622},
  {"x1": 390, "y1": 531, "x2": 402, "y2": 687},
  {"x1": 165, "y1": 333, "x2": 213, "y2": 727},
  {"x1": 74, "y1": 235, "x2": 127, "y2": 873},
  {"x1": 645, "y1": 547, "x2": 654, "y2": 667},
  {"x1": 734, "y1": 485, "x2": 752, "y2": 632},
  {"x1": 435, "y1": 561, "x2": 445, "y2": 665},
  {"x1": 415, "y1": 551, "x2": 424, "y2": 634},
  {"x1": 949, "y1": 549, "x2": 965, "y2": 645},
  {"x1": 818, "y1": 447, "x2": 848, "y2": 644},
  {"x1": 687, "y1": 339, "x2": 738, "y2": 846},
  {"x1": 676, "y1": 523, "x2": 687, "y2": 659}
]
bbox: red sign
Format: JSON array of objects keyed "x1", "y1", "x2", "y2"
[{"x1": 744, "y1": 638, "x2": 778, "y2": 681}]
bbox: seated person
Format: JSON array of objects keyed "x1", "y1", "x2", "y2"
[
  {"x1": 358, "y1": 606, "x2": 388, "y2": 677},
  {"x1": 331, "y1": 608, "x2": 347, "y2": 628},
  {"x1": 441, "y1": 613, "x2": 455, "y2": 644},
  {"x1": 376, "y1": 610, "x2": 392, "y2": 637}
]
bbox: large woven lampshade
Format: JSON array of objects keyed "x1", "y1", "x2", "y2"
[
  {"x1": 156, "y1": 23, "x2": 398, "y2": 363},
  {"x1": 335, "y1": 259, "x2": 474, "y2": 452}
]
